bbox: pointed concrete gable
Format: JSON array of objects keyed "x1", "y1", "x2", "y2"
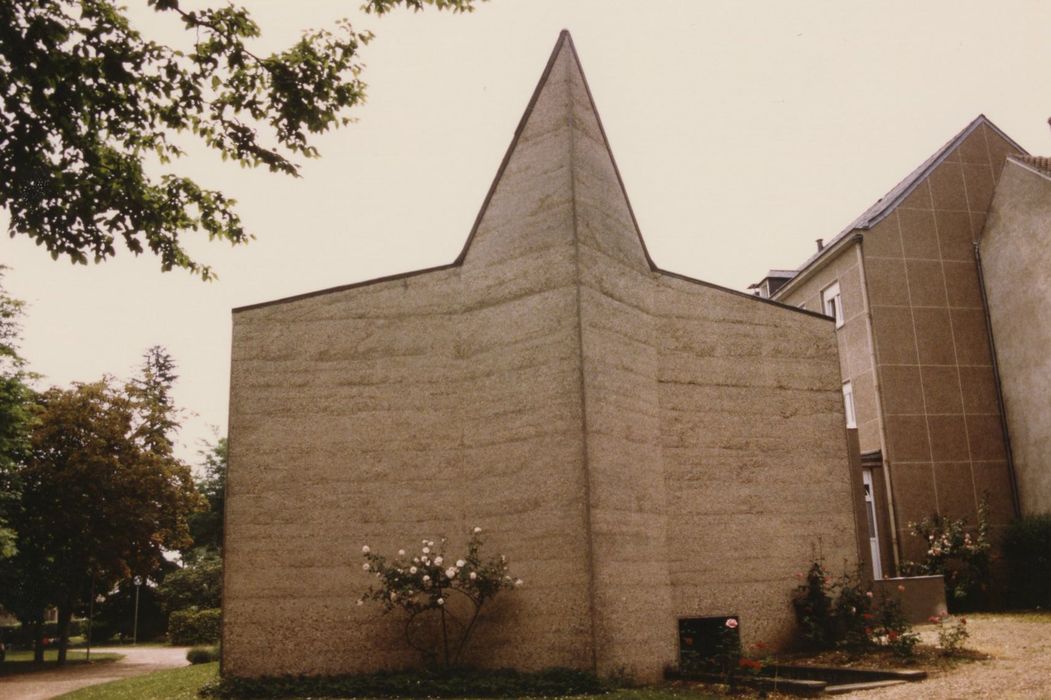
[
  {"x1": 459, "y1": 34, "x2": 577, "y2": 270},
  {"x1": 461, "y1": 32, "x2": 653, "y2": 275},
  {"x1": 564, "y1": 36, "x2": 653, "y2": 275}
]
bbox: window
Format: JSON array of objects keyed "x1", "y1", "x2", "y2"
[
  {"x1": 821, "y1": 282, "x2": 844, "y2": 328},
  {"x1": 842, "y1": 381, "x2": 856, "y2": 428}
]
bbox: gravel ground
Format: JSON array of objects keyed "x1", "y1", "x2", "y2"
[
  {"x1": 0, "y1": 646, "x2": 190, "y2": 700},
  {"x1": 835, "y1": 613, "x2": 1051, "y2": 700}
]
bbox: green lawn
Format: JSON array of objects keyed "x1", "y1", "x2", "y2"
[
  {"x1": 54, "y1": 662, "x2": 719, "y2": 700},
  {"x1": 57, "y1": 662, "x2": 218, "y2": 699},
  {"x1": 0, "y1": 649, "x2": 122, "y2": 676}
]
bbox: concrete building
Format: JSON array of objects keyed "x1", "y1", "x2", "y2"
[
  {"x1": 762, "y1": 116, "x2": 1031, "y2": 576},
  {"x1": 224, "y1": 33, "x2": 860, "y2": 680},
  {"x1": 980, "y1": 155, "x2": 1051, "y2": 516}
]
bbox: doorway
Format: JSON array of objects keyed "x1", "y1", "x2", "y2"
[{"x1": 861, "y1": 468, "x2": 883, "y2": 579}]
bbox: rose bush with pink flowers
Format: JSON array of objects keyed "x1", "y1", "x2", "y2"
[{"x1": 357, "y1": 527, "x2": 521, "y2": 667}]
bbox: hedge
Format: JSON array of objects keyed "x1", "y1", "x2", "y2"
[
  {"x1": 168, "y1": 607, "x2": 222, "y2": 645},
  {"x1": 1002, "y1": 513, "x2": 1051, "y2": 608},
  {"x1": 200, "y1": 667, "x2": 611, "y2": 698}
]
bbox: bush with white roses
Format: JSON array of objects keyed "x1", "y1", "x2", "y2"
[{"x1": 357, "y1": 527, "x2": 522, "y2": 667}]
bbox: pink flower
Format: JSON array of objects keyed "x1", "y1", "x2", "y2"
[
  {"x1": 897, "y1": 584, "x2": 906, "y2": 592},
  {"x1": 725, "y1": 618, "x2": 739, "y2": 629},
  {"x1": 865, "y1": 591, "x2": 873, "y2": 598}
]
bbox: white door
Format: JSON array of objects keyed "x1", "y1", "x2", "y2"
[{"x1": 861, "y1": 468, "x2": 883, "y2": 579}]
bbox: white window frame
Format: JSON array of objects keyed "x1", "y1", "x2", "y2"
[
  {"x1": 822, "y1": 281, "x2": 844, "y2": 328},
  {"x1": 842, "y1": 381, "x2": 857, "y2": 429}
]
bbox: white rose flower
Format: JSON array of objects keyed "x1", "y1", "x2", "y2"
[
  {"x1": 356, "y1": 599, "x2": 364, "y2": 606},
  {"x1": 514, "y1": 578, "x2": 523, "y2": 587},
  {"x1": 473, "y1": 526, "x2": 482, "y2": 534},
  {"x1": 362, "y1": 545, "x2": 370, "y2": 554},
  {"x1": 434, "y1": 556, "x2": 444, "y2": 566},
  {"x1": 362, "y1": 563, "x2": 370, "y2": 571},
  {"x1": 410, "y1": 566, "x2": 418, "y2": 574},
  {"x1": 456, "y1": 559, "x2": 465, "y2": 568},
  {"x1": 469, "y1": 572, "x2": 477, "y2": 580},
  {"x1": 437, "y1": 598, "x2": 445, "y2": 605},
  {"x1": 398, "y1": 549, "x2": 406, "y2": 557},
  {"x1": 446, "y1": 567, "x2": 458, "y2": 578},
  {"x1": 422, "y1": 547, "x2": 430, "y2": 554},
  {"x1": 423, "y1": 575, "x2": 431, "y2": 582}
]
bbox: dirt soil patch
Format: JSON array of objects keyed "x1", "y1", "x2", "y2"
[
  {"x1": 682, "y1": 612, "x2": 1051, "y2": 699},
  {"x1": 830, "y1": 613, "x2": 1051, "y2": 700}
]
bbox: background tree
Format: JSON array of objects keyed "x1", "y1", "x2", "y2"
[
  {"x1": 0, "y1": 267, "x2": 35, "y2": 560},
  {"x1": 0, "y1": 0, "x2": 479, "y2": 279},
  {"x1": 156, "y1": 550, "x2": 222, "y2": 614},
  {"x1": 186, "y1": 435, "x2": 227, "y2": 557},
  {"x1": 3, "y1": 367, "x2": 202, "y2": 663}
]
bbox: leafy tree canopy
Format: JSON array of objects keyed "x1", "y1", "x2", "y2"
[
  {"x1": 0, "y1": 267, "x2": 34, "y2": 559},
  {"x1": 0, "y1": 0, "x2": 479, "y2": 279},
  {"x1": 186, "y1": 434, "x2": 226, "y2": 556},
  {"x1": 0, "y1": 348, "x2": 203, "y2": 661},
  {"x1": 156, "y1": 549, "x2": 222, "y2": 613}
]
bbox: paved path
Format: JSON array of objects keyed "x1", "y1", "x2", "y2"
[
  {"x1": 837, "y1": 613, "x2": 1051, "y2": 700},
  {"x1": 0, "y1": 646, "x2": 190, "y2": 700}
]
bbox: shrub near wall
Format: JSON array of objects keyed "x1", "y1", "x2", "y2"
[
  {"x1": 1002, "y1": 514, "x2": 1051, "y2": 609},
  {"x1": 169, "y1": 607, "x2": 221, "y2": 645}
]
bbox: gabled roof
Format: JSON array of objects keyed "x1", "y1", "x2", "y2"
[
  {"x1": 235, "y1": 32, "x2": 828, "y2": 320},
  {"x1": 774, "y1": 115, "x2": 1028, "y2": 297}
]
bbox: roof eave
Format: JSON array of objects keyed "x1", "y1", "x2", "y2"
[{"x1": 772, "y1": 233, "x2": 862, "y2": 301}]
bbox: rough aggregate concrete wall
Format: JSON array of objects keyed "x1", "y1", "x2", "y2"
[
  {"x1": 655, "y1": 277, "x2": 859, "y2": 649},
  {"x1": 225, "y1": 45, "x2": 595, "y2": 677},
  {"x1": 225, "y1": 34, "x2": 859, "y2": 681},
  {"x1": 569, "y1": 57, "x2": 676, "y2": 679},
  {"x1": 777, "y1": 246, "x2": 881, "y2": 454},
  {"x1": 980, "y1": 160, "x2": 1051, "y2": 515}
]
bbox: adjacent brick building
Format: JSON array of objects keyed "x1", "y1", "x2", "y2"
[
  {"x1": 224, "y1": 33, "x2": 860, "y2": 680},
  {"x1": 761, "y1": 116, "x2": 1034, "y2": 576}
]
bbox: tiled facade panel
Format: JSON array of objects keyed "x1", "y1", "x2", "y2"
[
  {"x1": 863, "y1": 124, "x2": 1022, "y2": 560},
  {"x1": 981, "y1": 160, "x2": 1051, "y2": 515}
]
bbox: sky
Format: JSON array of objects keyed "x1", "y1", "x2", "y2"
[{"x1": 2, "y1": 0, "x2": 1050, "y2": 467}]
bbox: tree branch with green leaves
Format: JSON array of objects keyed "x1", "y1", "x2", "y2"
[{"x1": 0, "y1": 0, "x2": 481, "y2": 279}]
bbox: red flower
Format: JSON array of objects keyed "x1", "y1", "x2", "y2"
[
  {"x1": 683, "y1": 636, "x2": 694, "y2": 646},
  {"x1": 738, "y1": 658, "x2": 763, "y2": 670},
  {"x1": 928, "y1": 616, "x2": 941, "y2": 624},
  {"x1": 888, "y1": 631, "x2": 899, "y2": 641}
]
